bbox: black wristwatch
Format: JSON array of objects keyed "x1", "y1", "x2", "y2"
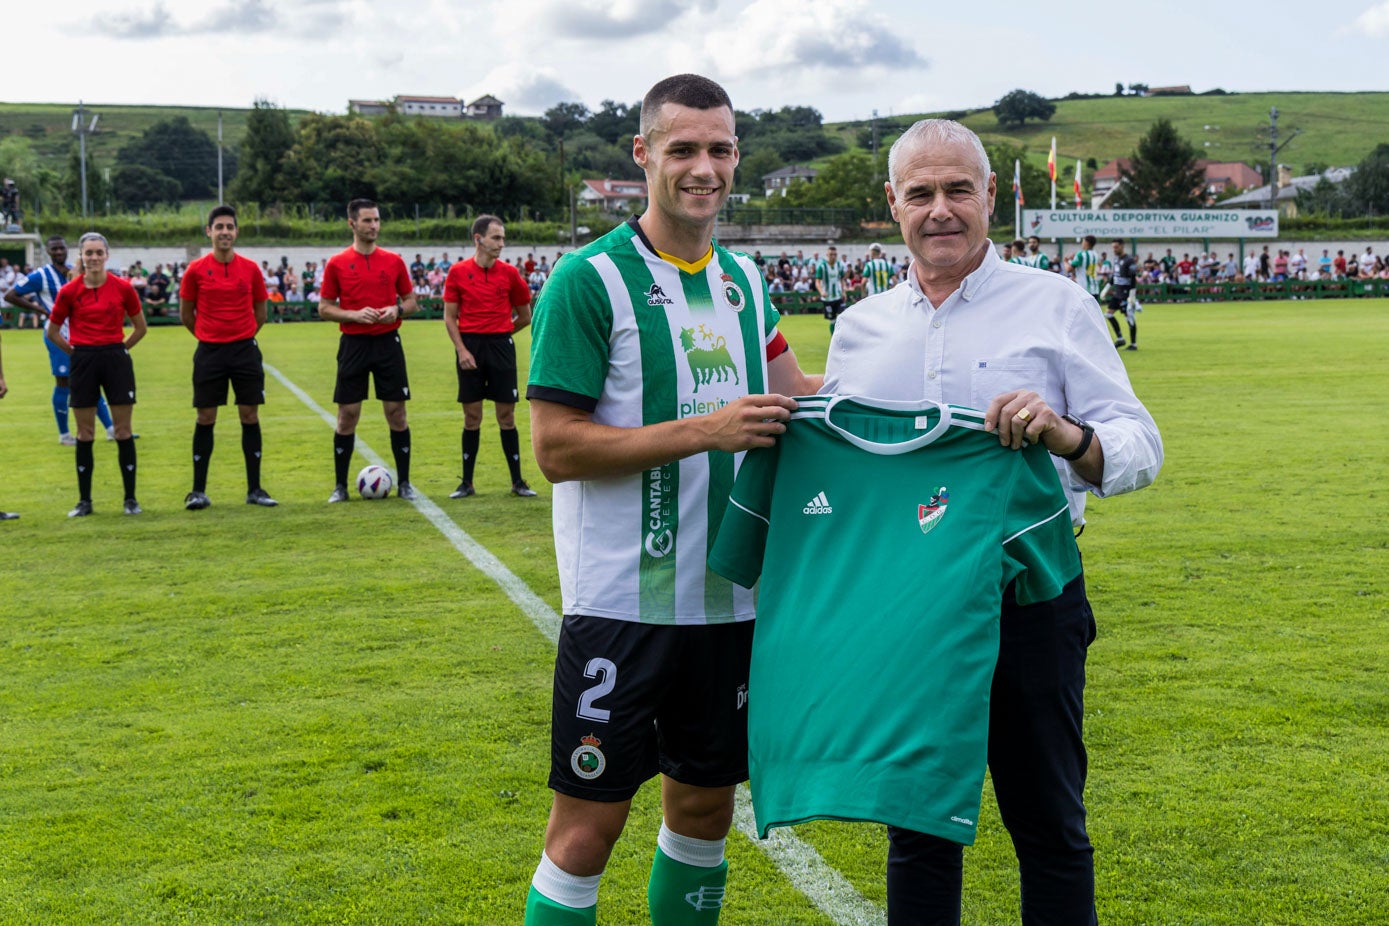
[{"x1": 1057, "y1": 414, "x2": 1094, "y2": 462}]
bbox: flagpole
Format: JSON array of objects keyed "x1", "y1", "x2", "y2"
[
  {"x1": 1049, "y1": 137, "x2": 1057, "y2": 209},
  {"x1": 1014, "y1": 159, "x2": 1022, "y2": 241},
  {"x1": 1075, "y1": 159, "x2": 1083, "y2": 210}
]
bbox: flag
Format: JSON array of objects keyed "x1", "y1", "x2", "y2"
[
  {"x1": 1013, "y1": 159, "x2": 1023, "y2": 207},
  {"x1": 1074, "y1": 159, "x2": 1083, "y2": 209},
  {"x1": 1048, "y1": 137, "x2": 1057, "y2": 209}
]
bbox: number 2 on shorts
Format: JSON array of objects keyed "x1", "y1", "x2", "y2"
[{"x1": 576, "y1": 657, "x2": 616, "y2": 722}]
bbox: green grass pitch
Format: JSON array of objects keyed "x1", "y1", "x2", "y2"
[{"x1": 1, "y1": 301, "x2": 1386, "y2": 924}]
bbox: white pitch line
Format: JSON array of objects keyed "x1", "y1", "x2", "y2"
[{"x1": 266, "y1": 362, "x2": 886, "y2": 926}]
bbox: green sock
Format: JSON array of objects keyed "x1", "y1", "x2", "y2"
[
  {"x1": 524, "y1": 885, "x2": 596, "y2": 926},
  {"x1": 648, "y1": 847, "x2": 729, "y2": 925}
]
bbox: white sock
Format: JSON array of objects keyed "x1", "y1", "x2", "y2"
[
  {"x1": 657, "y1": 821, "x2": 725, "y2": 868},
  {"x1": 531, "y1": 851, "x2": 601, "y2": 908}
]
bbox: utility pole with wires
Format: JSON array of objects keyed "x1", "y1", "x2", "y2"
[{"x1": 1266, "y1": 107, "x2": 1302, "y2": 203}]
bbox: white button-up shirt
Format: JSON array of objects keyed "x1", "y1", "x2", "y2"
[{"x1": 822, "y1": 243, "x2": 1163, "y2": 525}]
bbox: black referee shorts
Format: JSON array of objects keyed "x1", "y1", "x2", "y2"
[
  {"x1": 70, "y1": 344, "x2": 136, "y2": 409},
  {"x1": 334, "y1": 332, "x2": 411, "y2": 404},
  {"x1": 455, "y1": 332, "x2": 519, "y2": 404},
  {"x1": 823, "y1": 299, "x2": 846, "y2": 321},
  {"x1": 548, "y1": 615, "x2": 753, "y2": 802},
  {"x1": 193, "y1": 338, "x2": 265, "y2": 408}
]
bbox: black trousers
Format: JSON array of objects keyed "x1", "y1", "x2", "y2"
[{"x1": 887, "y1": 574, "x2": 1098, "y2": 926}]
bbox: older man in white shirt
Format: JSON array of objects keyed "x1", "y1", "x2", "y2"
[{"x1": 822, "y1": 118, "x2": 1162, "y2": 925}]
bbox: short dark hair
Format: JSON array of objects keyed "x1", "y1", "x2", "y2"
[
  {"x1": 347, "y1": 198, "x2": 378, "y2": 220},
  {"x1": 207, "y1": 204, "x2": 237, "y2": 227},
  {"x1": 1113, "y1": 238, "x2": 1125, "y2": 246},
  {"x1": 46, "y1": 234, "x2": 66, "y2": 245},
  {"x1": 472, "y1": 214, "x2": 502, "y2": 239},
  {"x1": 1083, "y1": 235, "x2": 1096, "y2": 247},
  {"x1": 640, "y1": 74, "x2": 733, "y2": 137}
]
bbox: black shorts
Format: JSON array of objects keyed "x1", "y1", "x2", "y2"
[
  {"x1": 823, "y1": 299, "x2": 846, "y2": 321},
  {"x1": 549, "y1": 615, "x2": 753, "y2": 802},
  {"x1": 1106, "y1": 287, "x2": 1131, "y2": 313},
  {"x1": 334, "y1": 332, "x2": 410, "y2": 404},
  {"x1": 193, "y1": 338, "x2": 265, "y2": 408},
  {"x1": 456, "y1": 332, "x2": 519, "y2": 404},
  {"x1": 69, "y1": 344, "x2": 136, "y2": 409}
]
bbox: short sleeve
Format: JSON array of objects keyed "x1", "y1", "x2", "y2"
[
  {"x1": 179, "y1": 266, "x2": 199, "y2": 301},
  {"x1": 1000, "y1": 444, "x2": 1081, "y2": 606},
  {"x1": 12, "y1": 271, "x2": 40, "y2": 297},
  {"x1": 50, "y1": 284, "x2": 74, "y2": 327},
  {"x1": 442, "y1": 266, "x2": 463, "y2": 304},
  {"x1": 394, "y1": 256, "x2": 412, "y2": 297},
  {"x1": 707, "y1": 442, "x2": 780, "y2": 589},
  {"x1": 122, "y1": 281, "x2": 143, "y2": 317},
  {"x1": 509, "y1": 266, "x2": 532, "y2": 306},
  {"x1": 250, "y1": 263, "x2": 268, "y2": 302},
  {"x1": 526, "y1": 254, "x2": 614, "y2": 406},
  {"x1": 319, "y1": 260, "x2": 341, "y2": 301}
]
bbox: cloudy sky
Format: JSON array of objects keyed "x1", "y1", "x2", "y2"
[{"x1": 9, "y1": 0, "x2": 1389, "y2": 121}]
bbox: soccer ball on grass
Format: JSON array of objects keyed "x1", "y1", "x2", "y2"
[{"x1": 356, "y1": 464, "x2": 395, "y2": 499}]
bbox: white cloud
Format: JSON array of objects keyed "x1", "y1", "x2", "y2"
[
  {"x1": 703, "y1": 0, "x2": 926, "y2": 79},
  {"x1": 1353, "y1": 1, "x2": 1389, "y2": 35},
  {"x1": 547, "y1": 0, "x2": 701, "y2": 38},
  {"x1": 462, "y1": 64, "x2": 582, "y2": 115}
]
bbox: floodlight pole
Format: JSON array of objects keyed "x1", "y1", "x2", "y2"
[{"x1": 217, "y1": 111, "x2": 224, "y2": 203}]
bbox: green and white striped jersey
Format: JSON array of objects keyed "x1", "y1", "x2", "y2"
[
  {"x1": 1023, "y1": 252, "x2": 1052, "y2": 271},
  {"x1": 709, "y1": 395, "x2": 1081, "y2": 843},
  {"x1": 815, "y1": 258, "x2": 848, "y2": 300},
  {"x1": 527, "y1": 218, "x2": 781, "y2": 625},
  {"x1": 1070, "y1": 249, "x2": 1101, "y2": 295},
  {"x1": 862, "y1": 257, "x2": 893, "y2": 295}
]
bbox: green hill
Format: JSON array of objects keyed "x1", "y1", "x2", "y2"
[
  {"x1": 0, "y1": 102, "x2": 315, "y2": 164},
  {"x1": 833, "y1": 91, "x2": 1389, "y2": 177}
]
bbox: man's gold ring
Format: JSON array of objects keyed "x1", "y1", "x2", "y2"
[{"x1": 1016, "y1": 408, "x2": 1032, "y2": 422}]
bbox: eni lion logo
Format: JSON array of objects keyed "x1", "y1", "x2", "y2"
[{"x1": 679, "y1": 327, "x2": 740, "y2": 393}]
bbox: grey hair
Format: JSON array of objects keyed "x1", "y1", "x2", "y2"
[{"x1": 887, "y1": 120, "x2": 991, "y2": 194}]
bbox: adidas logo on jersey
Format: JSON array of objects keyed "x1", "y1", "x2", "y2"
[{"x1": 803, "y1": 491, "x2": 833, "y2": 514}]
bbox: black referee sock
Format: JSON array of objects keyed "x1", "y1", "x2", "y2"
[
  {"x1": 1107, "y1": 314, "x2": 1123, "y2": 338},
  {"x1": 192, "y1": 423, "x2": 215, "y2": 492},
  {"x1": 334, "y1": 432, "x2": 355, "y2": 487},
  {"x1": 500, "y1": 427, "x2": 523, "y2": 484},
  {"x1": 76, "y1": 439, "x2": 94, "y2": 502},
  {"x1": 462, "y1": 428, "x2": 481, "y2": 484},
  {"x1": 117, "y1": 437, "x2": 137, "y2": 501},
  {"x1": 242, "y1": 422, "x2": 263, "y2": 492},
  {"x1": 390, "y1": 427, "x2": 412, "y2": 484}
]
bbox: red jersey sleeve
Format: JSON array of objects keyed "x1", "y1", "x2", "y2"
[
  {"x1": 394, "y1": 255, "x2": 411, "y2": 298},
  {"x1": 320, "y1": 260, "x2": 341, "y2": 301},
  {"x1": 509, "y1": 265, "x2": 532, "y2": 307},
  {"x1": 121, "y1": 278, "x2": 143, "y2": 317},
  {"x1": 442, "y1": 264, "x2": 464, "y2": 304},
  {"x1": 50, "y1": 282, "x2": 76, "y2": 328},
  {"x1": 180, "y1": 265, "x2": 200, "y2": 302},
  {"x1": 250, "y1": 263, "x2": 268, "y2": 302}
]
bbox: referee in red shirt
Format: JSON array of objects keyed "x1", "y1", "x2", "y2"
[
  {"x1": 179, "y1": 205, "x2": 277, "y2": 510},
  {"x1": 318, "y1": 199, "x2": 419, "y2": 502},
  {"x1": 47, "y1": 232, "x2": 147, "y2": 517},
  {"x1": 443, "y1": 215, "x2": 536, "y2": 498}
]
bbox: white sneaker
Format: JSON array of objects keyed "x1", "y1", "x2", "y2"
[
  {"x1": 106, "y1": 426, "x2": 116, "y2": 441},
  {"x1": 59, "y1": 433, "x2": 77, "y2": 446}
]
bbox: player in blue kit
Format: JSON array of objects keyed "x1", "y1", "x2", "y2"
[{"x1": 4, "y1": 235, "x2": 117, "y2": 444}]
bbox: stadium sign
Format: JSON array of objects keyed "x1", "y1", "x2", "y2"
[{"x1": 1022, "y1": 209, "x2": 1279, "y2": 238}]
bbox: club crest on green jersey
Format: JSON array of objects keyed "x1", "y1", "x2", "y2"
[
  {"x1": 918, "y1": 487, "x2": 949, "y2": 534},
  {"x1": 720, "y1": 273, "x2": 746, "y2": 312},
  {"x1": 571, "y1": 734, "x2": 607, "y2": 780}
]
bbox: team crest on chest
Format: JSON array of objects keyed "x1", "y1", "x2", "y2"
[
  {"x1": 918, "y1": 487, "x2": 949, "y2": 534},
  {"x1": 719, "y1": 273, "x2": 745, "y2": 312}
]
